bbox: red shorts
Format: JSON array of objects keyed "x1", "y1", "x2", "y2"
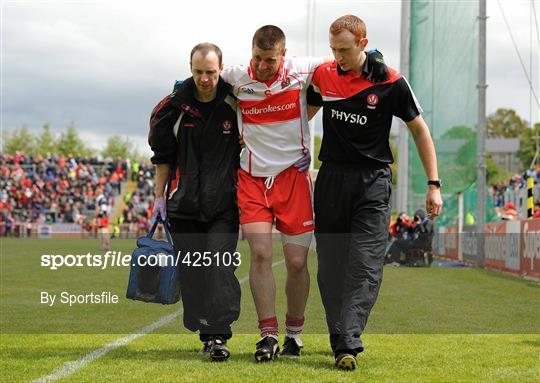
[{"x1": 237, "y1": 166, "x2": 315, "y2": 235}]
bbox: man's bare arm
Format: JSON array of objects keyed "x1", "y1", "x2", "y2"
[
  {"x1": 155, "y1": 163, "x2": 171, "y2": 197},
  {"x1": 405, "y1": 115, "x2": 443, "y2": 218},
  {"x1": 308, "y1": 105, "x2": 321, "y2": 121}
]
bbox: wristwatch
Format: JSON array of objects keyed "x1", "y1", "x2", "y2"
[{"x1": 427, "y1": 179, "x2": 442, "y2": 189}]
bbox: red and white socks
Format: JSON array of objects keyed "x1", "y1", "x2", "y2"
[
  {"x1": 258, "y1": 316, "x2": 279, "y2": 340},
  {"x1": 285, "y1": 314, "x2": 304, "y2": 346},
  {"x1": 258, "y1": 314, "x2": 305, "y2": 343}
]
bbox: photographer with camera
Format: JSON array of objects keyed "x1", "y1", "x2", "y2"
[{"x1": 386, "y1": 212, "x2": 415, "y2": 265}]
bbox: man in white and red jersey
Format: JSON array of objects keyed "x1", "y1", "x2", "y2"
[
  {"x1": 307, "y1": 15, "x2": 443, "y2": 370},
  {"x1": 220, "y1": 25, "x2": 322, "y2": 361},
  {"x1": 220, "y1": 25, "x2": 389, "y2": 362}
]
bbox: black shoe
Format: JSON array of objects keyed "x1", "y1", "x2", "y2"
[
  {"x1": 209, "y1": 337, "x2": 230, "y2": 362},
  {"x1": 254, "y1": 336, "x2": 280, "y2": 362},
  {"x1": 281, "y1": 336, "x2": 302, "y2": 357},
  {"x1": 199, "y1": 339, "x2": 213, "y2": 355},
  {"x1": 335, "y1": 353, "x2": 357, "y2": 370}
]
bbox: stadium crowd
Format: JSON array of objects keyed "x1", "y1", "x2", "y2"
[
  {"x1": 489, "y1": 164, "x2": 540, "y2": 220},
  {"x1": 111, "y1": 163, "x2": 155, "y2": 238},
  {"x1": 0, "y1": 152, "x2": 127, "y2": 236},
  {"x1": 2, "y1": 150, "x2": 539, "y2": 238}
]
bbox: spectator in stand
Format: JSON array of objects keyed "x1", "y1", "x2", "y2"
[
  {"x1": 489, "y1": 167, "x2": 540, "y2": 220},
  {"x1": 533, "y1": 200, "x2": 540, "y2": 219},
  {"x1": 465, "y1": 211, "x2": 476, "y2": 225},
  {"x1": 121, "y1": 163, "x2": 155, "y2": 236},
  {"x1": 24, "y1": 217, "x2": 32, "y2": 237},
  {"x1": 501, "y1": 202, "x2": 517, "y2": 220},
  {"x1": 131, "y1": 162, "x2": 140, "y2": 182},
  {"x1": 97, "y1": 211, "x2": 110, "y2": 250},
  {"x1": 1, "y1": 212, "x2": 14, "y2": 236}
]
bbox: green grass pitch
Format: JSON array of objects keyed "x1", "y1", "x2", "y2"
[{"x1": 1, "y1": 237, "x2": 539, "y2": 382}]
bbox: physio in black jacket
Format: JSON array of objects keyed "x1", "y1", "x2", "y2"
[
  {"x1": 148, "y1": 43, "x2": 241, "y2": 362},
  {"x1": 307, "y1": 15, "x2": 443, "y2": 370}
]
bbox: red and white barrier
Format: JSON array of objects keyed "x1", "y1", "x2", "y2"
[{"x1": 436, "y1": 218, "x2": 540, "y2": 280}]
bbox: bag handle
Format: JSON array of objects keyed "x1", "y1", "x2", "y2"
[{"x1": 147, "y1": 214, "x2": 173, "y2": 245}]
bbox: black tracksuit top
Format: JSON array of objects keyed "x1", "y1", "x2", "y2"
[{"x1": 148, "y1": 77, "x2": 240, "y2": 221}]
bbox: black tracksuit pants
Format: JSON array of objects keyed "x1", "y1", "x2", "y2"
[
  {"x1": 314, "y1": 161, "x2": 392, "y2": 356},
  {"x1": 169, "y1": 210, "x2": 241, "y2": 341}
]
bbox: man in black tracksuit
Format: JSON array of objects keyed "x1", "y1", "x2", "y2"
[
  {"x1": 307, "y1": 16, "x2": 442, "y2": 370},
  {"x1": 148, "y1": 43, "x2": 241, "y2": 361}
]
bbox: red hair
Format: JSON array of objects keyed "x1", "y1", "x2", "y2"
[{"x1": 330, "y1": 15, "x2": 367, "y2": 39}]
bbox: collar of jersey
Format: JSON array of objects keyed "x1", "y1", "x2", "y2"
[
  {"x1": 248, "y1": 58, "x2": 285, "y2": 87},
  {"x1": 336, "y1": 56, "x2": 369, "y2": 78}
]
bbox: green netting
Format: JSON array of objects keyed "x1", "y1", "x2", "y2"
[
  {"x1": 437, "y1": 182, "x2": 498, "y2": 227},
  {"x1": 409, "y1": 0, "x2": 479, "y2": 222}
]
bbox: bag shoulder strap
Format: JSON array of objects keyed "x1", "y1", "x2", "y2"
[{"x1": 147, "y1": 215, "x2": 173, "y2": 245}]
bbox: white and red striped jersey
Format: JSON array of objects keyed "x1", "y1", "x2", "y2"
[{"x1": 222, "y1": 56, "x2": 325, "y2": 177}]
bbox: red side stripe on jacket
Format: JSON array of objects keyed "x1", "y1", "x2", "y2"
[
  {"x1": 150, "y1": 95, "x2": 171, "y2": 127},
  {"x1": 148, "y1": 95, "x2": 172, "y2": 144}
]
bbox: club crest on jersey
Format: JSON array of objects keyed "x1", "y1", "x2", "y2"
[
  {"x1": 367, "y1": 94, "x2": 379, "y2": 110},
  {"x1": 222, "y1": 120, "x2": 232, "y2": 134},
  {"x1": 281, "y1": 77, "x2": 291, "y2": 89},
  {"x1": 264, "y1": 89, "x2": 272, "y2": 97}
]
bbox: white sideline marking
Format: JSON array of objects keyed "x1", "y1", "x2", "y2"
[{"x1": 32, "y1": 259, "x2": 285, "y2": 383}]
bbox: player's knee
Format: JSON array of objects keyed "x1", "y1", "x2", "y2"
[
  {"x1": 285, "y1": 255, "x2": 308, "y2": 274},
  {"x1": 282, "y1": 232, "x2": 311, "y2": 273},
  {"x1": 249, "y1": 244, "x2": 273, "y2": 267}
]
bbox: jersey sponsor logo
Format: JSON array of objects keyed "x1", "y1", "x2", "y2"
[
  {"x1": 242, "y1": 102, "x2": 296, "y2": 115},
  {"x1": 330, "y1": 108, "x2": 368, "y2": 125},
  {"x1": 239, "y1": 90, "x2": 300, "y2": 124},
  {"x1": 240, "y1": 87, "x2": 255, "y2": 94},
  {"x1": 222, "y1": 120, "x2": 232, "y2": 134},
  {"x1": 183, "y1": 123, "x2": 195, "y2": 128},
  {"x1": 367, "y1": 93, "x2": 379, "y2": 110}
]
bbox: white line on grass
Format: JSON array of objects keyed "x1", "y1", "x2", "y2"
[{"x1": 32, "y1": 259, "x2": 285, "y2": 383}]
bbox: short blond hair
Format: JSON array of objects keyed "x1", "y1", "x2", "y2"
[{"x1": 330, "y1": 15, "x2": 367, "y2": 39}]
